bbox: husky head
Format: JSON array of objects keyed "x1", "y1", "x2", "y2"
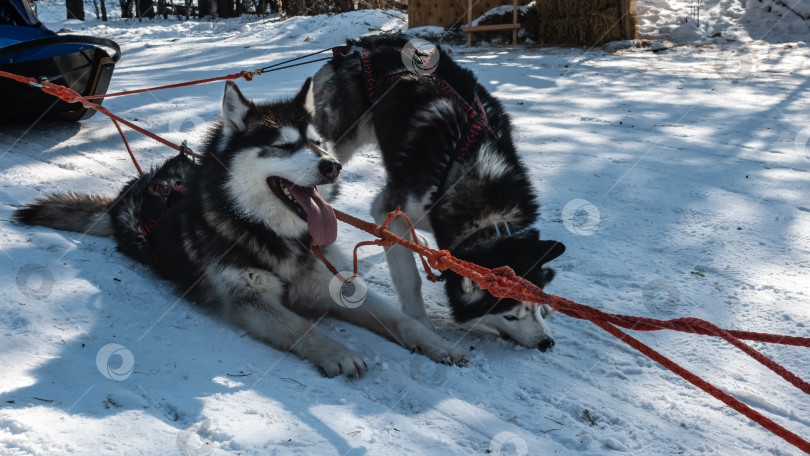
[
  {"x1": 213, "y1": 79, "x2": 342, "y2": 245},
  {"x1": 444, "y1": 229, "x2": 565, "y2": 351}
]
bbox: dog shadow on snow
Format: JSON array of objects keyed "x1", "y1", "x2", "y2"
[{"x1": 0, "y1": 239, "x2": 510, "y2": 454}]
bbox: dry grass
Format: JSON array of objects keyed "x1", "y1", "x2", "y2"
[
  {"x1": 534, "y1": 0, "x2": 637, "y2": 46},
  {"x1": 472, "y1": 0, "x2": 637, "y2": 47},
  {"x1": 538, "y1": 7, "x2": 623, "y2": 46},
  {"x1": 535, "y1": 0, "x2": 615, "y2": 16}
]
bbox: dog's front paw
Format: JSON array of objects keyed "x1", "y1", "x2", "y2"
[
  {"x1": 312, "y1": 346, "x2": 367, "y2": 378},
  {"x1": 415, "y1": 341, "x2": 470, "y2": 367},
  {"x1": 398, "y1": 321, "x2": 470, "y2": 366}
]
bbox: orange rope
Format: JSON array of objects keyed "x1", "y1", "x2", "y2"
[
  {"x1": 75, "y1": 70, "x2": 255, "y2": 101},
  {"x1": 329, "y1": 208, "x2": 810, "y2": 453},
  {"x1": 0, "y1": 70, "x2": 203, "y2": 174}
]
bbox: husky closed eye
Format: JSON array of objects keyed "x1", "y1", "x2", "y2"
[{"x1": 503, "y1": 315, "x2": 519, "y2": 321}]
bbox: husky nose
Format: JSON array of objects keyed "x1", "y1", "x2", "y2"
[
  {"x1": 537, "y1": 337, "x2": 555, "y2": 352},
  {"x1": 319, "y1": 160, "x2": 342, "y2": 180}
]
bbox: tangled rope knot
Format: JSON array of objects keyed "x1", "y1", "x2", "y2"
[
  {"x1": 427, "y1": 249, "x2": 453, "y2": 271},
  {"x1": 241, "y1": 69, "x2": 263, "y2": 81},
  {"x1": 328, "y1": 207, "x2": 810, "y2": 453},
  {"x1": 480, "y1": 266, "x2": 521, "y2": 297}
]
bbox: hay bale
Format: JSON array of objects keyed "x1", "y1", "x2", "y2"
[
  {"x1": 534, "y1": 0, "x2": 636, "y2": 46},
  {"x1": 454, "y1": 0, "x2": 637, "y2": 47},
  {"x1": 539, "y1": 8, "x2": 622, "y2": 46},
  {"x1": 535, "y1": 0, "x2": 614, "y2": 16}
]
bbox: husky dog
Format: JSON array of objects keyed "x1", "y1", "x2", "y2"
[
  {"x1": 14, "y1": 79, "x2": 469, "y2": 377},
  {"x1": 313, "y1": 35, "x2": 566, "y2": 351}
]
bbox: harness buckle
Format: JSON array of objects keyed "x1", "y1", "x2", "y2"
[
  {"x1": 494, "y1": 220, "x2": 513, "y2": 237},
  {"x1": 179, "y1": 139, "x2": 191, "y2": 154}
]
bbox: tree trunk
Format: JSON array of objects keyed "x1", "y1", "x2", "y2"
[
  {"x1": 100, "y1": 0, "x2": 108, "y2": 21},
  {"x1": 119, "y1": 0, "x2": 133, "y2": 18},
  {"x1": 136, "y1": 0, "x2": 155, "y2": 18},
  {"x1": 334, "y1": 0, "x2": 352, "y2": 13},
  {"x1": 66, "y1": 0, "x2": 85, "y2": 20},
  {"x1": 218, "y1": 0, "x2": 238, "y2": 18},
  {"x1": 284, "y1": 0, "x2": 305, "y2": 16},
  {"x1": 198, "y1": 0, "x2": 213, "y2": 17}
]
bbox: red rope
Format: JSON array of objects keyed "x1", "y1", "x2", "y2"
[
  {"x1": 3, "y1": 68, "x2": 809, "y2": 452},
  {"x1": 0, "y1": 70, "x2": 204, "y2": 174},
  {"x1": 1, "y1": 67, "x2": 267, "y2": 174},
  {"x1": 330, "y1": 208, "x2": 810, "y2": 453},
  {"x1": 75, "y1": 70, "x2": 258, "y2": 101}
]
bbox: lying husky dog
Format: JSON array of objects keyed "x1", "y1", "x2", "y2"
[
  {"x1": 14, "y1": 79, "x2": 469, "y2": 377},
  {"x1": 313, "y1": 35, "x2": 566, "y2": 351}
]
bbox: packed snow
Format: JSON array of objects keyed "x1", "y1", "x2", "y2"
[
  {"x1": 2, "y1": 1, "x2": 810, "y2": 455},
  {"x1": 636, "y1": 0, "x2": 810, "y2": 43}
]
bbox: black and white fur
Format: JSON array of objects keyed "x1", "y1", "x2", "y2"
[
  {"x1": 313, "y1": 35, "x2": 566, "y2": 351},
  {"x1": 14, "y1": 79, "x2": 469, "y2": 377}
]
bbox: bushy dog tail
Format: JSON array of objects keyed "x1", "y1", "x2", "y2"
[{"x1": 14, "y1": 192, "x2": 114, "y2": 236}]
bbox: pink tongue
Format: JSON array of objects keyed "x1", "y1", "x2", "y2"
[{"x1": 288, "y1": 185, "x2": 338, "y2": 246}]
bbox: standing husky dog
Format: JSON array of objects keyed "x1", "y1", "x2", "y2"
[
  {"x1": 14, "y1": 79, "x2": 469, "y2": 377},
  {"x1": 313, "y1": 36, "x2": 566, "y2": 351}
]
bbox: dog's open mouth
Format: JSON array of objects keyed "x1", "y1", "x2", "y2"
[{"x1": 267, "y1": 176, "x2": 337, "y2": 246}]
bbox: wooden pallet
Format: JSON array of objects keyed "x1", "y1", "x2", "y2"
[{"x1": 462, "y1": 0, "x2": 519, "y2": 47}]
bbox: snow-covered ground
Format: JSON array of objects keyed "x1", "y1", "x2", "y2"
[
  {"x1": 637, "y1": 0, "x2": 810, "y2": 43},
  {"x1": 2, "y1": 1, "x2": 810, "y2": 455}
]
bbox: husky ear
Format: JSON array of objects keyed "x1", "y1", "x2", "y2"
[
  {"x1": 293, "y1": 77, "x2": 315, "y2": 116},
  {"x1": 222, "y1": 81, "x2": 251, "y2": 134},
  {"x1": 536, "y1": 240, "x2": 565, "y2": 264}
]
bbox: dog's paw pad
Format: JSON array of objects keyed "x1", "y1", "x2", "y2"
[
  {"x1": 420, "y1": 344, "x2": 470, "y2": 367},
  {"x1": 447, "y1": 347, "x2": 470, "y2": 367},
  {"x1": 442, "y1": 346, "x2": 470, "y2": 366},
  {"x1": 315, "y1": 349, "x2": 367, "y2": 378}
]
